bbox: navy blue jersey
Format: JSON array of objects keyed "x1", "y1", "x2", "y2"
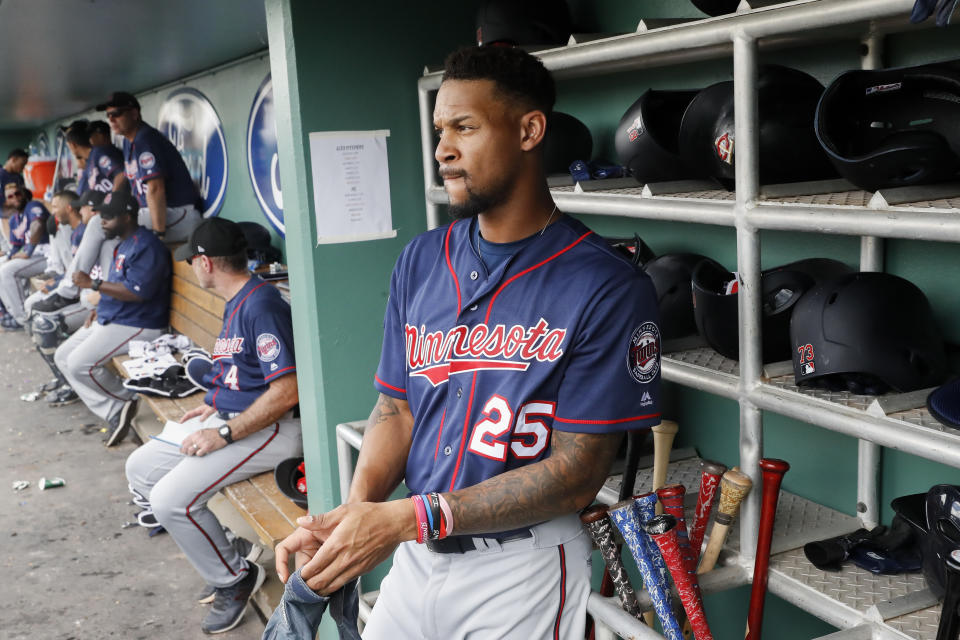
[
  {"x1": 375, "y1": 215, "x2": 662, "y2": 497},
  {"x1": 97, "y1": 226, "x2": 171, "y2": 329},
  {"x1": 0, "y1": 167, "x2": 24, "y2": 193},
  {"x1": 204, "y1": 277, "x2": 297, "y2": 414},
  {"x1": 122, "y1": 123, "x2": 199, "y2": 209},
  {"x1": 86, "y1": 144, "x2": 124, "y2": 192},
  {"x1": 8, "y1": 201, "x2": 49, "y2": 257}
]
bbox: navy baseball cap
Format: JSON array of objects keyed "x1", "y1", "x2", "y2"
[
  {"x1": 174, "y1": 217, "x2": 248, "y2": 262},
  {"x1": 927, "y1": 379, "x2": 960, "y2": 429},
  {"x1": 95, "y1": 91, "x2": 140, "y2": 112},
  {"x1": 75, "y1": 189, "x2": 105, "y2": 209},
  {"x1": 94, "y1": 188, "x2": 138, "y2": 219}
]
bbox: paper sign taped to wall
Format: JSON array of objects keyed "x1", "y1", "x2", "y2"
[{"x1": 309, "y1": 130, "x2": 397, "y2": 244}]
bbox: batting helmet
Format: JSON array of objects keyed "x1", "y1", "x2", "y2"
[
  {"x1": 893, "y1": 485, "x2": 960, "y2": 600},
  {"x1": 605, "y1": 234, "x2": 655, "y2": 267},
  {"x1": 643, "y1": 253, "x2": 711, "y2": 340},
  {"x1": 815, "y1": 61, "x2": 960, "y2": 191},
  {"x1": 690, "y1": 0, "x2": 740, "y2": 16},
  {"x1": 679, "y1": 65, "x2": 835, "y2": 187},
  {"x1": 790, "y1": 272, "x2": 947, "y2": 394},
  {"x1": 927, "y1": 378, "x2": 960, "y2": 430},
  {"x1": 236, "y1": 221, "x2": 282, "y2": 266},
  {"x1": 476, "y1": 0, "x2": 573, "y2": 47},
  {"x1": 543, "y1": 112, "x2": 593, "y2": 175},
  {"x1": 615, "y1": 89, "x2": 702, "y2": 184},
  {"x1": 274, "y1": 457, "x2": 308, "y2": 508},
  {"x1": 693, "y1": 258, "x2": 852, "y2": 362},
  {"x1": 31, "y1": 313, "x2": 68, "y2": 353}
]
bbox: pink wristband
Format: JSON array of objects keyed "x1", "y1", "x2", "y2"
[
  {"x1": 437, "y1": 494, "x2": 454, "y2": 537},
  {"x1": 411, "y1": 495, "x2": 428, "y2": 544}
]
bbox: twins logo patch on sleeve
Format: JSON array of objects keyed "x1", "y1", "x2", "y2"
[
  {"x1": 256, "y1": 333, "x2": 281, "y2": 362},
  {"x1": 99, "y1": 155, "x2": 112, "y2": 170},
  {"x1": 138, "y1": 152, "x2": 156, "y2": 170},
  {"x1": 629, "y1": 321, "x2": 660, "y2": 384}
]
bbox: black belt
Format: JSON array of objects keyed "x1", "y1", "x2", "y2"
[{"x1": 426, "y1": 530, "x2": 532, "y2": 554}]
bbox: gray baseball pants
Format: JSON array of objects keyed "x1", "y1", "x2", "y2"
[
  {"x1": 137, "y1": 204, "x2": 202, "y2": 244},
  {"x1": 125, "y1": 413, "x2": 302, "y2": 587},
  {"x1": 54, "y1": 320, "x2": 164, "y2": 421},
  {"x1": 0, "y1": 255, "x2": 48, "y2": 322}
]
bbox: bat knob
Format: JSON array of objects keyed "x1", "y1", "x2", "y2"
[
  {"x1": 580, "y1": 504, "x2": 609, "y2": 523},
  {"x1": 643, "y1": 514, "x2": 677, "y2": 536},
  {"x1": 701, "y1": 459, "x2": 728, "y2": 476},
  {"x1": 759, "y1": 458, "x2": 790, "y2": 475}
]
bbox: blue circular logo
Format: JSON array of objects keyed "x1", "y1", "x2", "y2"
[
  {"x1": 246, "y1": 74, "x2": 284, "y2": 235},
  {"x1": 157, "y1": 88, "x2": 228, "y2": 218}
]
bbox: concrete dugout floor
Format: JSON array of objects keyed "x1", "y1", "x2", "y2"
[{"x1": 0, "y1": 330, "x2": 265, "y2": 640}]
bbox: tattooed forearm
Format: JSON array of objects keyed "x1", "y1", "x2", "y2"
[
  {"x1": 445, "y1": 430, "x2": 624, "y2": 535},
  {"x1": 349, "y1": 394, "x2": 415, "y2": 504}
]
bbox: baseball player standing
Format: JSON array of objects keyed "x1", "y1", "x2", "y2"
[
  {"x1": 125, "y1": 217, "x2": 302, "y2": 634},
  {"x1": 53, "y1": 186, "x2": 171, "y2": 444},
  {"x1": 97, "y1": 91, "x2": 201, "y2": 243},
  {"x1": 66, "y1": 122, "x2": 125, "y2": 194},
  {"x1": 274, "y1": 46, "x2": 661, "y2": 638}
]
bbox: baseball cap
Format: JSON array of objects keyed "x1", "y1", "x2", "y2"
[
  {"x1": 173, "y1": 217, "x2": 248, "y2": 262},
  {"x1": 75, "y1": 189, "x2": 105, "y2": 210},
  {"x1": 94, "y1": 188, "x2": 138, "y2": 219},
  {"x1": 95, "y1": 91, "x2": 141, "y2": 112}
]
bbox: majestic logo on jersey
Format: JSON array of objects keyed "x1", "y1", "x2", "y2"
[
  {"x1": 405, "y1": 318, "x2": 566, "y2": 387},
  {"x1": 256, "y1": 333, "x2": 281, "y2": 362},
  {"x1": 213, "y1": 336, "x2": 245, "y2": 358},
  {"x1": 629, "y1": 321, "x2": 660, "y2": 384},
  {"x1": 138, "y1": 152, "x2": 156, "y2": 171}
]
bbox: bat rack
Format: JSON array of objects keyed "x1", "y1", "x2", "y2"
[{"x1": 338, "y1": 1, "x2": 958, "y2": 638}]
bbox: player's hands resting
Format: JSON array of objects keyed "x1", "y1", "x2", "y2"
[
  {"x1": 180, "y1": 427, "x2": 227, "y2": 457},
  {"x1": 72, "y1": 270, "x2": 93, "y2": 289},
  {"x1": 180, "y1": 404, "x2": 216, "y2": 424},
  {"x1": 275, "y1": 499, "x2": 417, "y2": 595}
]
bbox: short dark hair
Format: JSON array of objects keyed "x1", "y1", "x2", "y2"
[
  {"x1": 88, "y1": 121, "x2": 111, "y2": 138},
  {"x1": 66, "y1": 122, "x2": 91, "y2": 147},
  {"x1": 54, "y1": 189, "x2": 79, "y2": 206},
  {"x1": 211, "y1": 250, "x2": 249, "y2": 274},
  {"x1": 7, "y1": 148, "x2": 27, "y2": 160},
  {"x1": 442, "y1": 46, "x2": 555, "y2": 115}
]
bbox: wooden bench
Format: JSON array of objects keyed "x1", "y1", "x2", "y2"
[{"x1": 111, "y1": 251, "x2": 303, "y2": 618}]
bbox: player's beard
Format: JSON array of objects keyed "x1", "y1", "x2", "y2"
[{"x1": 446, "y1": 173, "x2": 513, "y2": 220}]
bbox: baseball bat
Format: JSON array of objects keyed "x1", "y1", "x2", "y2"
[
  {"x1": 657, "y1": 484, "x2": 696, "y2": 573},
  {"x1": 609, "y1": 499, "x2": 683, "y2": 640},
  {"x1": 634, "y1": 493, "x2": 672, "y2": 597},
  {"x1": 689, "y1": 460, "x2": 727, "y2": 567},
  {"x1": 619, "y1": 429, "x2": 645, "y2": 501},
  {"x1": 651, "y1": 420, "x2": 679, "y2": 514},
  {"x1": 580, "y1": 505, "x2": 644, "y2": 621},
  {"x1": 745, "y1": 458, "x2": 790, "y2": 640},
  {"x1": 645, "y1": 515, "x2": 714, "y2": 640},
  {"x1": 698, "y1": 469, "x2": 753, "y2": 574},
  {"x1": 935, "y1": 549, "x2": 960, "y2": 640}
]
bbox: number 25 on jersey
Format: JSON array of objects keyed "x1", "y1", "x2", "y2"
[{"x1": 469, "y1": 397, "x2": 554, "y2": 462}]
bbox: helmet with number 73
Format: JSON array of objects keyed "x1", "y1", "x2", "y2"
[{"x1": 790, "y1": 272, "x2": 947, "y2": 394}]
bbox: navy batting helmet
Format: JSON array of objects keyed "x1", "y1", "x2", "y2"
[
  {"x1": 476, "y1": 0, "x2": 573, "y2": 47},
  {"x1": 543, "y1": 112, "x2": 593, "y2": 175},
  {"x1": 815, "y1": 61, "x2": 960, "y2": 191},
  {"x1": 643, "y1": 253, "x2": 711, "y2": 340},
  {"x1": 616, "y1": 90, "x2": 702, "y2": 184},
  {"x1": 690, "y1": 0, "x2": 740, "y2": 16}
]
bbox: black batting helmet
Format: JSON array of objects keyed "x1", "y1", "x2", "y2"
[
  {"x1": 543, "y1": 112, "x2": 593, "y2": 175},
  {"x1": 679, "y1": 65, "x2": 835, "y2": 187},
  {"x1": 274, "y1": 457, "x2": 308, "y2": 508},
  {"x1": 615, "y1": 89, "x2": 702, "y2": 184},
  {"x1": 790, "y1": 272, "x2": 947, "y2": 394},
  {"x1": 476, "y1": 0, "x2": 573, "y2": 47},
  {"x1": 815, "y1": 61, "x2": 960, "y2": 191},
  {"x1": 643, "y1": 253, "x2": 711, "y2": 340},
  {"x1": 693, "y1": 258, "x2": 852, "y2": 362},
  {"x1": 690, "y1": 0, "x2": 740, "y2": 16}
]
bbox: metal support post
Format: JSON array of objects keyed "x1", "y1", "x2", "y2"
[
  {"x1": 734, "y1": 32, "x2": 763, "y2": 562},
  {"x1": 418, "y1": 79, "x2": 441, "y2": 230},
  {"x1": 856, "y1": 29, "x2": 885, "y2": 530}
]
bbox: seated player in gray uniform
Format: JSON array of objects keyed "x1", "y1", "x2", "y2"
[
  {"x1": 125, "y1": 217, "x2": 302, "y2": 635},
  {"x1": 53, "y1": 186, "x2": 171, "y2": 444},
  {"x1": 0, "y1": 182, "x2": 51, "y2": 330}
]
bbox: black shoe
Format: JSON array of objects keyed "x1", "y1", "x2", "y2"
[
  {"x1": 32, "y1": 293, "x2": 80, "y2": 314},
  {"x1": 201, "y1": 564, "x2": 265, "y2": 634},
  {"x1": 47, "y1": 386, "x2": 79, "y2": 407},
  {"x1": 198, "y1": 537, "x2": 264, "y2": 604},
  {"x1": 104, "y1": 397, "x2": 139, "y2": 447}
]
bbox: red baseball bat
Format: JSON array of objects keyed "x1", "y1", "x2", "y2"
[
  {"x1": 745, "y1": 458, "x2": 790, "y2": 640},
  {"x1": 657, "y1": 484, "x2": 695, "y2": 573},
  {"x1": 689, "y1": 460, "x2": 727, "y2": 567},
  {"x1": 645, "y1": 514, "x2": 713, "y2": 640}
]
